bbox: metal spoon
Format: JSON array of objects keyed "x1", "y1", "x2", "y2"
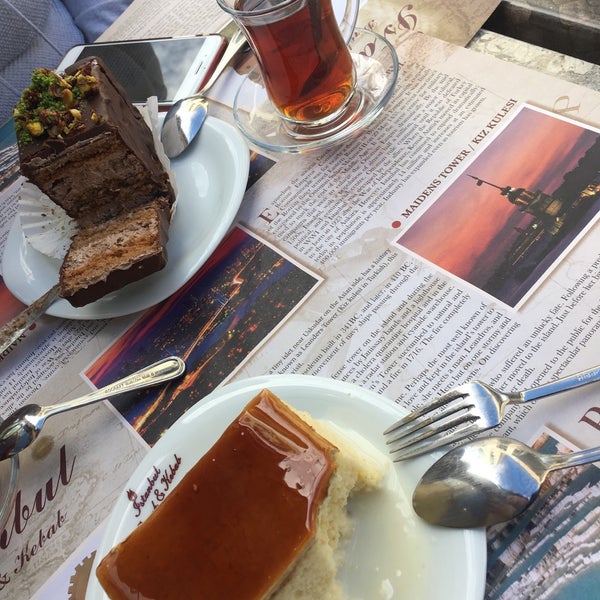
[
  {"x1": 161, "y1": 23, "x2": 248, "y2": 158},
  {"x1": 412, "y1": 436, "x2": 600, "y2": 528},
  {"x1": 0, "y1": 356, "x2": 185, "y2": 461}
]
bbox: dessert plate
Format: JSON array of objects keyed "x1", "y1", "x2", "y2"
[
  {"x1": 86, "y1": 375, "x2": 486, "y2": 600},
  {"x1": 2, "y1": 116, "x2": 249, "y2": 319}
]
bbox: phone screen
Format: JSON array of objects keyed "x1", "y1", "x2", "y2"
[{"x1": 76, "y1": 38, "x2": 215, "y2": 103}]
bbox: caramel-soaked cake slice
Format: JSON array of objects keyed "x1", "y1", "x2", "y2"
[
  {"x1": 59, "y1": 200, "x2": 170, "y2": 307},
  {"x1": 14, "y1": 57, "x2": 175, "y2": 226},
  {"x1": 96, "y1": 389, "x2": 386, "y2": 600}
]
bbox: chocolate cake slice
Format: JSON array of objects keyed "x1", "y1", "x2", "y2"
[
  {"x1": 14, "y1": 58, "x2": 176, "y2": 307},
  {"x1": 14, "y1": 57, "x2": 175, "y2": 225}
]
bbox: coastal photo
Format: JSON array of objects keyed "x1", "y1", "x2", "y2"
[
  {"x1": 486, "y1": 429, "x2": 600, "y2": 599},
  {"x1": 396, "y1": 104, "x2": 600, "y2": 308},
  {"x1": 85, "y1": 225, "x2": 322, "y2": 445}
]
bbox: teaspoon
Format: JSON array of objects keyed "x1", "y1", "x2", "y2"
[
  {"x1": 412, "y1": 436, "x2": 600, "y2": 528},
  {"x1": 0, "y1": 356, "x2": 185, "y2": 461},
  {"x1": 161, "y1": 24, "x2": 248, "y2": 158}
]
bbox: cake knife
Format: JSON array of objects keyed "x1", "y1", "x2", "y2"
[{"x1": 0, "y1": 283, "x2": 60, "y2": 354}]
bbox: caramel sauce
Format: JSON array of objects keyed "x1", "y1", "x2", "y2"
[{"x1": 97, "y1": 389, "x2": 337, "y2": 599}]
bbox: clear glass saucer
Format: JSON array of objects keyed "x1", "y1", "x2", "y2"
[{"x1": 232, "y1": 29, "x2": 399, "y2": 154}]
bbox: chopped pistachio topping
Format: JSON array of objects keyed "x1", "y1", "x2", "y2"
[{"x1": 13, "y1": 66, "x2": 101, "y2": 144}]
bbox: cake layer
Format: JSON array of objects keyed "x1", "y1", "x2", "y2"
[
  {"x1": 23, "y1": 130, "x2": 168, "y2": 225},
  {"x1": 59, "y1": 200, "x2": 169, "y2": 307}
]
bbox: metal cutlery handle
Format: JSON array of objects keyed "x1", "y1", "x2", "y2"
[
  {"x1": 521, "y1": 364, "x2": 600, "y2": 402},
  {"x1": 42, "y1": 357, "x2": 186, "y2": 419},
  {"x1": 0, "y1": 284, "x2": 60, "y2": 354},
  {"x1": 201, "y1": 23, "x2": 248, "y2": 94},
  {"x1": 545, "y1": 445, "x2": 600, "y2": 471}
]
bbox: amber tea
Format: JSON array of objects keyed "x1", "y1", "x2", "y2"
[{"x1": 232, "y1": 0, "x2": 356, "y2": 124}]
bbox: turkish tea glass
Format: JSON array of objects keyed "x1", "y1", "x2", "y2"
[{"x1": 217, "y1": 0, "x2": 360, "y2": 137}]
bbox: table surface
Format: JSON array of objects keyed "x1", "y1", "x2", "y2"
[
  {"x1": 468, "y1": 29, "x2": 600, "y2": 92},
  {"x1": 1, "y1": 1, "x2": 599, "y2": 599},
  {"x1": 483, "y1": 0, "x2": 600, "y2": 63},
  {"x1": 471, "y1": 0, "x2": 600, "y2": 92}
]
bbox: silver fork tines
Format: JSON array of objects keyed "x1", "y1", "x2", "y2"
[
  {"x1": 384, "y1": 364, "x2": 600, "y2": 461},
  {"x1": 384, "y1": 386, "x2": 474, "y2": 443},
  {"x1": 385, "y1": 385, "x2": 487, "y2": 460}
]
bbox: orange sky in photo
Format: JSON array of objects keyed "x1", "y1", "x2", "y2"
[
  {"x1": 398, "y1": 106, "x2": 599, "y2": 283},
  {"x1": 0, "y1": 282, "x2": 25, "y2": 323}
]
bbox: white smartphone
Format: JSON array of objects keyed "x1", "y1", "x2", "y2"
[{"x1": 57, "y1": 35, "x2": 227, "y2": 107}]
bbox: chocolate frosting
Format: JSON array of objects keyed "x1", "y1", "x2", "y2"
[
  {"x1": 16, "y1": 57, "x2": 176, "y2": 307},
  {"x1": 19, "y1": 57, "x2": 171, "y2": 204}
]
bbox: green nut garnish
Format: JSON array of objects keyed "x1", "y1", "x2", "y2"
[{"x1": 14, "y1": 66, "x2": 100, "y2": 143}]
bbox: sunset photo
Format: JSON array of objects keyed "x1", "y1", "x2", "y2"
[
  {"x1": 86, "y1": 226, "x2": 321, "y2": 445},
  {"x1": 396, "y1": 104, "x2": 600, "y2": 308}
]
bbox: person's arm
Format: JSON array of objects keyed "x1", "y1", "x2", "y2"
[{"x1": 60, "y1": 0, "x2": 133, "y2": 42}]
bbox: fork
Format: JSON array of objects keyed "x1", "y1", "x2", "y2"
[{"x1": 384, "y1": 364, "x2": 600, "y2": 461}]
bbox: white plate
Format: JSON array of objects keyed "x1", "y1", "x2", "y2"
[
  {"x1": 2, "y1": 116, "x2": 249, "y2": 319},
  {"x1": 86, "y1": 375, "x2": 486, "y2": 600}
]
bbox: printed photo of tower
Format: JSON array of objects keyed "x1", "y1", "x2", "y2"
[{"x1": 397, "y1": 104, "x2": 600, "y2": 308}]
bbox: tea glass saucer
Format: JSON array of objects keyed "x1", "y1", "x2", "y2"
[{"x1": 232, "y1": 29, "x2": 399, "y2": 153}]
